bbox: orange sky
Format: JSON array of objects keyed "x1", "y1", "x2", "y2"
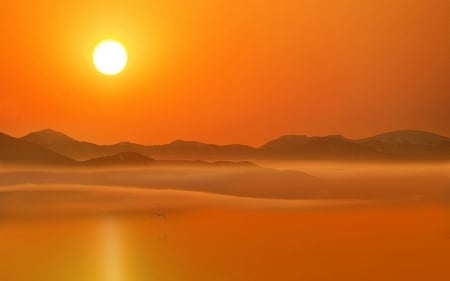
[{"x1": 1, "y1": 0, "x2": 449, "y2": 145}]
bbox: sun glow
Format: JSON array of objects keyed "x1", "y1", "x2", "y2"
[{"x1": 93, "y1": 40, "x2": 128, "y2": 75}]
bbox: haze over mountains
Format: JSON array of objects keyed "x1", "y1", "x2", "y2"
[{"x1": 1, "y1": 129, "x2": 449, "y2": 166}]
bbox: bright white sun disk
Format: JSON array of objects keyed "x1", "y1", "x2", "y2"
[{"x1": 93, "y1": 40, "x2": 128, "y2": 75}]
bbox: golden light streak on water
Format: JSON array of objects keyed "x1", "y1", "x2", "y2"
[{"x1": 102, "y1": 218, "x2": 123, "y2": 281}]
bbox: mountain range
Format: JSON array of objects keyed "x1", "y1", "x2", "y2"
[{"x1": 1, "y1": 129, "x2": 450, "y2": 166}]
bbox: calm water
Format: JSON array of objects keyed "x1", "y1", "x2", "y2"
[{"x1": 1, "y1": 190, "x2": 449, "y2": 281}]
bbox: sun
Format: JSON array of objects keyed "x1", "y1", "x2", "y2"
[{"x1": 93, "y1": 40, "x2": 128, "y2": 75}]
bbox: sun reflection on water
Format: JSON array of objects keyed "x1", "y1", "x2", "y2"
[{"x1": 102, "y1": 218, "x2": 122, "y2": 281}]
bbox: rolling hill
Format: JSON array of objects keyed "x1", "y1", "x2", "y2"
[
  {"x1": 1, "y1": 132, "x2": 260, "y2": 167},
  {"x1": 259, "y1": 134, "x2": 386, "y2": 160},
  {"x1": 21, "y1": 129, "x2": 259, "y2": 161},
  {"x1": 357, "y1": 130, "x2": 450, "y2": 160},
  {"x1": 22, "y1": 129, "x2": 104, "y2": 161}
]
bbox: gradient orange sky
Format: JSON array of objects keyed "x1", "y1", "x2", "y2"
[{"x1": 1, "y1": 0, "x2": 449, "y2": 145}]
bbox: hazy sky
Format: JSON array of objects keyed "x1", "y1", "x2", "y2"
[{"x1": 0, "y1": 0, "x2": 449, "y2": 145}]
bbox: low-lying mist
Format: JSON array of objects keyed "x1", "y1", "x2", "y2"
[
  {"x1": 1, "y1": 162, "x2": 448, "y2": 201},
  {"x1": 0, "y1": 162, "x2": 449, "y2": 281}
]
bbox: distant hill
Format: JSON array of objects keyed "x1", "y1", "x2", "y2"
[
  {"x1": 359, "y1": 130, "x2": 450, "y2": 145},
  {"x1": 0, "y1": 130, "x2": 261, "y2": 167},
  {"x1": 260, "y1": 135, "x2": 385, "y2": 160},
  {"x1": 0, "y1": 132, "x2": 75, "y2": 166},
  {"x1": 112, "y1": 140, "x2": 259, "y2": 161},
  {"x1": 22, "y1": 129, "x2": 104, "y2": 161},
  {"x1": 17, "y1": 129, "x2": 450, "y2": 162},
  {"x1": 357, "y1": 130, "x2": 450, "y2": 160},
  {"x1": 21, "y1": 130, "x2": 258, "y2": 161}
]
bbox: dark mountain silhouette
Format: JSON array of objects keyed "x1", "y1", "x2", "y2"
[
  {"x1": 22, "y1": 129, "x2": 104, "y2": 161},
  {"x1": 259, "y1": 135, "x2": 385, "y2": 160},
  {"x1": 16, "y1": 129, "x2": 450, "y2": 162},
  {"x1": 21, "y1": 130, "x2": 258, "y2": 161},
  {"x1": 0, "y1": 130, "x2": 256, "y2": 167},
  {"x1": 110, "y1": 140, "x2": 258, "y2": 161},
  {"x1": 359, "y1": 130, "x2": 450, "y2": 145},
  {"x1": 0, "y1": 132, "x2": 75, "y2": 166},
  {"x1": 357, "y1": 130, "x2": 450, "y2": 160},
  {"x1": 0, "y1": 134, "x2": 259, "y2": 168}
]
